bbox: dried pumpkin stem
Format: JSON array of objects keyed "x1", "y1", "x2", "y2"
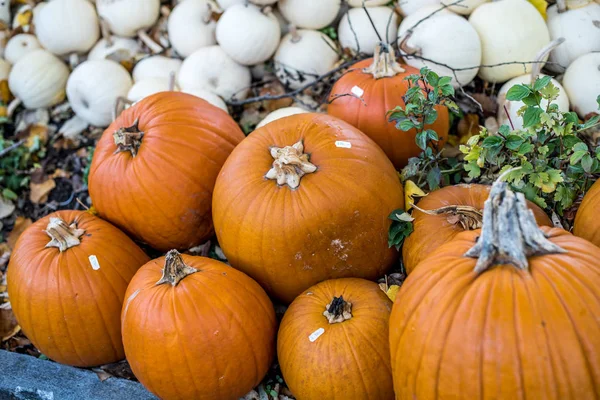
[
  {"x1": 412, "y1": 204, "x2": 483, "y2": 231},
  {"x1": 464, "y1": 179, "x2": 566, "y2": 274},
  {"x1": 323, "y1": 296, "x2": 352, "y2": 324},
  {"x1": 156, "y1": 250, "x2": 198, "y2": 287},
  {"x1": 45, "y1": 217, "x2": 85, "y2": 252},
  {"x1": 113, "y1": 118, "x2": 144, "y2": 157},
  {"x1": 265, "y1": 140, "x2": 317, "y2": 189},
  {"x1": 363, "y1": 42, "x2": 405, "y2": 79}
]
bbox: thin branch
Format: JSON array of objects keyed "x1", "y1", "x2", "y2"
[
  {"x1": 362, "y1": 3, "x2": 382, "y2": 42},
  {"x1": 0, "y1": 140, "x2": 25, "y2": 158}
]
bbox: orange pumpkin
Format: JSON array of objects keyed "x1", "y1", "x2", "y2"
[
  {"x1": 573, "y1": 178, "x2": 600, "y2": 247},
  {"x1": 88, "y1": 92, "x2": 245, "y2": 252},
  {"x1": 7, "y1": 210, "x2": 149, "y2": 367},
  {"x1": 327, "y1": 44, "x2": 450, "y2": 169},
  {"x1": 403, "y1": 183, "x2": 552, "y2": 274},
  {"x1": 212, "y1": 113, "x2": 404, "y2": 303},
  {"x1": 390, "y1": 180, "x2": 600, "y2": 399},
  {"x1": 121, "y1": 250, "x2": 277, "y2": 400},
  {"x1": 278, "y1": 278, "x2": 394, "y2": 400}
]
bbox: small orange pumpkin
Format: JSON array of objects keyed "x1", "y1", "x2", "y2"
[
  {"x1": 7, "y1": 210, "x2": 149, "y2": 367},
  {"x1": 327, "y1": 44, "x2": 449, "y2": 169},
  {"x1": 573, "y1": 178, "x2": 600, "y2": 247},
  {"x1": 278, "y1": 278, "x2": 394, "y2": 400},
  {"x1": 403, "y1": 183, "x2": 552, "y2": 274},
  {"x1": 390, "y1": 180, "x2": 600, "y2": 399},
  {"x1": 88, "y1": 92, "x2": 245, "y2": 252},
  {"x1": 212, "y1": 113, "x2": 404, "y2": 303},
  {"x1": 122, "y1": 250, "x2": 277, "y2": 400}
]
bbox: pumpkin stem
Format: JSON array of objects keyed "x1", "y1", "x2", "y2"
[
  {"x1": 156, "y1": 250, "x2": 198, "y2": 287},
  {"x1": 323, "y1": 296, "x2": 352, "y2": 324},
  {"x1": 45, "y1": 217, "x2": 86, "y2": 252},
  {"x1": 265, "y1": 140, "x2": 317, "y2": 189},
  {"x1": 412, "y1": 204, "x2": 483, "y2": 231},
  {"x1": 113, "y1": 118, "x2": 144, "y2": 157},
  {"x1": 464, "y1": 174, "x2": 566, "y2": 273},
  {"x1": 363, "y1": 42, "x2": 405, "y2": 79}
]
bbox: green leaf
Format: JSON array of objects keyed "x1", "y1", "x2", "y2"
[
  {"x1": 564, "y1": 112, "x2": 580, "y2": 125},
  {"x1": 482, "y1": 136, "x2": 504, "y2": 148},
  {"x1": 582, "y1": 154, "x2": 593, "y2": 173},
  {"x1": 398, "y1": 119, "x2": 416, "y2": 132},
  {"x1": 518, "y1": 142, "x2": 534, "y2": 155},
  {"x1": 2, "y1": 188, "x2": 17, "y2": 200},
  {"x1": 521, "y1": 93, "x2": 541, "y2": 107},
  {"x1": 547, "y1": 169, "x2": 564, "y2": 183},
  {"x1": 424, "y1": 69, "x2": 439, "y2": 86},
  {"x1": 438, "y1": 76, "x2": 452, "y2": 87},
  {"x1": 522, "y1": 107, "x2": 543, "y2": 128},
  {"x1": 505, "y1": 135, "x2": 525, "y2": 150},
  {"x1": 426, "y1": 166, "x2": 441, "y2": 190},
  {"x1": 570, "y1": 150, "x2": 587, "y2": 165},
  {"x1": 506, "y1": 84, "x2": 532, "y2": 101},
  {"x1": 416, "y1": 131, "x2": 428, "y2": 150},
  {"x1": 425, "y1": 129, "x2": 438, "y2": 142},
  {"x1": 464, "y1": 162, "x2": 481, "y2": 178},
  {"x1": 580, "y1": 115, "x2": 600, "y2": 131},
  {"x1": 387, "y1": 214, "x2": 414, "y2": 250},
  {"x1": 573, "y1": 142, "x2": 588, "y2": 152},
  {"x1": 424, "y1": 109, "x2": 438, "y2": 125},
  {"x1": 533, "y1": 75, "x2": 552, "y2": 91},
  {"x1": 440, "y1": 84, "x2": 455, "y2": 97}
]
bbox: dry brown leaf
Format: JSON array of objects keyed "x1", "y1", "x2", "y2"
[
  {"x1": 0, "y1": 80, "x2": 10, "y2": 105},
  {"x1": 0, "y1": 303, "x2": 20, "y2": 342},
  {"x1": 259, "y1": 81, "x2": 293, "y2": 112},
  {"x1": 92, "y1": 368, "x2": 113, "y2": 382},
  {"x1": 29, "y1": 178, "x2": 56, "y2": 204},
  {"x1": 8, "y1": 217, "x2": 32, "y2": 250},
  {"x1": 51, "y1": 169, "x2": 71, "y2": 179},
  {"x1": 471, "y1": 93, "x2": 498, "y2": 115},
  {"x1": 457, "y1": 114, "x2": 482, "y2": 144},
  {"x1": 24, "y1": 124, "x2": 49, "y2": 148}
]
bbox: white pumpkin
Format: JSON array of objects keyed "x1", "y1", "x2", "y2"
[
  {"x1": 181, "y1": 87, "x2": 229, "y2": 113},
  {"x1": 66, "y1": 59, "x2": 133, "y2": 126},
  {"x1": 563, "y1": 52, "x2": 600, "y2": 118},
  {"x1": 348, "y1": 0, "x2": 389, "y2": 6},
  {"x1": 216, "y1": 4, "x2": 280, "y2": 66},
  {"x1": 278, "y1": 0, "x2": 341, "y2": 29},
  {"x1": 497, "y1": 75, "x2": 570, "y2": 130},
  {"x1": 274, "y1": 29, "x2": 339, "y2": 89},
  {"x1": 398, "y1": 6, "x2": 482, "y2": 87},
  {"x1": 168, "y1": 0, "x2": 217, "y2": 58},
  {"x1": 469, "y1": 0, "x2": 550, "y2": 83},
  {"x1": 0, "y1": 0, "x2": 10, "y2": 24},
  {"x1": 216, "y1": 0, "x2": 245, "y2": 9},
  {"x1": 9, "y1": 50, "x2": 69, "y2": 109},
  {"x1": 338, "y1": 6, "x2": 399, "y2": 55},
  {"x1": 34, "y1": 0, "x2": 100, "y2": 56},
  {"x1": 178, "y1": 45, "x2": 251, "y2": 100},
  {"x1": 132, "y1": 56, "x2": 182, "y2": 82},
  {"x1": 96, "y1": 0, "x2": 160, "y2": 37},
  {"x1": 87, "y1": 37, "x2": 141, "y2": 60},
  {"x1": 440, "y1": 0, "x2": 489, "y2": 14},
  {"x1": 396, "y1": 0, "x2": 440, "y2": 16},
  {"x1": 256, "y1": 106, "x2": 309, "y2": 128},
  {"x1": 4, "y1": 34, "x2": 42, "y2": 64},
  {"x1": 547, "y1": 0, "x2": 600, "y2": 71},
  {"x1": 127, "y1": 78, "x2": 173, "y2": 103},
  {"x1": 0, "y1": 59, "x2": 10, "y2": 81}
]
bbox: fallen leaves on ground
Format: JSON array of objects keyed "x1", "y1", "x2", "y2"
[
  {"x1": 29, "y1": 178, "x2": 56, "y2": 204},
  {"x1": 0, "y1": 300, "x2": 20, "y2": 342},
  {"x1": 404, "y1": 180, "x2": 427, "y2": 212},
  {"x1": 0, "y1": 197, "x2": 15, "y2": 220}
]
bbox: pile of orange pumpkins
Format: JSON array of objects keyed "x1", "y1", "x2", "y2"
[{"x1": 6, "y1": 51, "x2": 600, "y2": 400}]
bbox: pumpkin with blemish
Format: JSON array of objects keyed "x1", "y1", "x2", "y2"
[
  {"x1": 212, "y1": 113, "x2": 404, "y2": 303},
  {"x1": 7, "y1": 210, "x2": 149, "y2": 367}
]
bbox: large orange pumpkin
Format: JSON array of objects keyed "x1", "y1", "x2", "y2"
[
  {"x1": 390, "y1": 180, "x2": 600, "y2": 399},
  {"x1": 278, "y1": 278, "x2": 394, "y2": 400},
  {"x1": 327, "y1": 44, "x2": 450, "y2": 169},
  {"x1": 121, "y1": 250, "x2": 277, "y2": 400},
  {"x1": 573, "y1": 178, "x2": 600, "y2": 247},
  {"x1": 403, "y1": 183, "x2": 552, "y2": 274},
  {"x1": 212, "y1": 113, "x2": 404, "y2": 303},
  {"x1": 7, "y1": 210, "x2": 149, "y2": 367},
  {"x1": 88, "y1": 92, "x2": 245, "y2": 252}
]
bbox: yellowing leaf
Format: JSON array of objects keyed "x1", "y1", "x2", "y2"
[
  {"x1": 528, "y1": 0, "x2": 547, "y2": 19},
  {"x1": 404, "y1": 180, "x2": 427, "y2": 211},
  {"x1": 386, "y1": 285, "x2": 400, "y2": 302}
]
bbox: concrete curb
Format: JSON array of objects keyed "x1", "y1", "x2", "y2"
[{"x1": 0, "y1": 350, "x2": 157, "y2": 400}]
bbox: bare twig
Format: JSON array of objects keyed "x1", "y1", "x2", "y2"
[{"x1": 0, "y1": 140, "x2": 25, "y2": 158}]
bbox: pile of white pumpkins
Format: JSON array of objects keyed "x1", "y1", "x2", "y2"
[{"x1": 0, "y1": 0, "x2": 598, "y2": 133}]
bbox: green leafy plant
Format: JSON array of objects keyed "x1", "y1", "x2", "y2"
[
  {"x1": 0, "y1": 132, "x2": 46, "y2": 201},
  {"x1": 388, "y1": 210, "x2": 413, "y2": 250},
  {"x1": 460, "y1": 77, "x2": 600, "y2": 214},
  {"x1": 388, "y1": 67, "x2": 460, "y2": 191}
]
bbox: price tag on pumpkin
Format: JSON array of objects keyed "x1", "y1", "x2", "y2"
[{"x1": 309, "y1": 328, "x2": 325, "y2": 342}]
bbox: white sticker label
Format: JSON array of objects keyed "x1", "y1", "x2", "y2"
[
  {"x1": 335, "y1": 141, "x2": 352, "y2": 149},
  {"x1": 89, "y1": 255, "x2": 100, "y2": 270},
  {"x1": 351, "y1": 85, "x2": 364, "y2": 97},
  {"x1": 309, "y1": 328, "x2": 325, "y2": 342}
]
